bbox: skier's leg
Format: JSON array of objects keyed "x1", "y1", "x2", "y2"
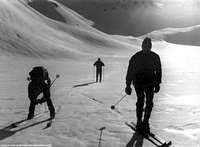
[
  {"x1": 44, "y1": 86, "x2": 55, "y2": 119},
  {"x1": 47, "y1": 98, "x2": 55, "y2": 119},
  {"x1": 99, "y1": 70, "x2": 102, "y2": 82},
  {"x1": 28, "y1": 100, "x2": 36, "y2": 120},
  {"x1": 96, "y1": 69, "x2": 98, "y2": 82},
  {"x1": 28, "y1": 82, "x2": 39, "y2": 119},
  {"x1": 143, "y1": 86, "x2": 154, "y2": 132},
  {"x1": 134, "y1": 85, "x2": 145, "y2": 130}
]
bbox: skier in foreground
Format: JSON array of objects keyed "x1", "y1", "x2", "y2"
[
  {"x1": 93, "y1": 58, "x2": 105, "y2": 82},
  {"x1": 27, "y1": 66, "x2": 55, "y2": 120},
  {"x1": 125, "y1": 37, "x2": 162, "y2": 133}
]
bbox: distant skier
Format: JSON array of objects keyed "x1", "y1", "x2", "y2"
[
  {"x1": 125, "y1": 37, "x2": 162, "y2": 133},
  {"x1": 27, "y1": 66, "x2": 55, "y2": 120},
  {"x1": 93, "y1": 58, "x2": 105, "y2": 82}
]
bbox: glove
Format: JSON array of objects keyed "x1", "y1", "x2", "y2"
[
  {"x1": 47, "y1": 79, "x2": 51, "y2": 87},
  {"x1": 125, "y1": 86, "x2": 132, "y2": 95},
  {"x1": 36, "y1": 97, "x2": 47, "y2": 104},
  {"x1": 31, "y1": 99, "x2": 38, "y2": 105},
  {"x1": 36, "y1": 99, "x2": 42, "y2": 105},
  {"x1": 154, "y1": 84, "x2": 160, "y2": 93}
]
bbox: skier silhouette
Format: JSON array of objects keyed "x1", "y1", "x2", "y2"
[
  {"x1": 27, "y1": 66, "x2": 55, "y2": 120},
  {"x1": 93, "y1": 58, "x2": 105, "y2": 82},
  {"x1": 125, "y1": 37, "x2": 162, "y2": 133}
]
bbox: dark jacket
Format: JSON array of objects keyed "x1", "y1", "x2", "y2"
[
  {"x1": 126, "y1": 50, "x2": 162, "y2": 86},
  {"x1": 94, "y1": 60, "x2": 105, "y2": 70}
]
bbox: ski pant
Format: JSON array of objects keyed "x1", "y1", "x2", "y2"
[
  {"x1": 28, "y1": 81, "x2": 55, "y2": 119},
  {"x1": 96, "y1": 69, "x2": 102, "y2": 82},
  {"x1": 134, "y1": 84, "x2": 154, "y2": 123}
]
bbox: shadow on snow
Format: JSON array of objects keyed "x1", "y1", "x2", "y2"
[
  {"x1": 73, "y1": 81, "x2": 96, "y2": 88},
  {"x1": 0, "y1": 118, "x2": 50, "y2": 141},
  {"x1": 125, "y1": 132, "x2": 144, "y2": 147}
]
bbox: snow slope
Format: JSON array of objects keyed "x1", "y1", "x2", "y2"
[
  {"x1": 58, "y1": 0, "x2": 200, "y2": 36},
  {"x1": 0, "y1": 0, "x2": 133, "y2": 58},
  {"x1": 146, "y1": 25, "x2": 200, "y2": 46},
  {"x1": 0, "y1": 0, "x2": 200, "y2": 147},
  {"x1": 1, "y1": 41, "x2": 200, "y2": 147}
]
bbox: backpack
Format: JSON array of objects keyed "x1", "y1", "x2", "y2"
[{"x1": 29, "y1": 66, "x2": 49, "y2": 81}]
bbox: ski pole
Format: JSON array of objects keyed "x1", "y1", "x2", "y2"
[
  {"x1": 44, "y1": 74, "x2": 60, "y2": 112},
  {"x1": 98, "y1": 127, "x2": 106, "y2": 147},
  {"x1": 50, "y1": 74, "x2": 60, "y2": 86},
  {"x1": 110, "y1": 94, "x2": 127, "y2": 110}
]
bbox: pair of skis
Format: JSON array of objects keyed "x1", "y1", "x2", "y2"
[
  {"x1": 125, "y1": 122, "x2": 172, "y2": 147},
  {"x1": 9, "y1": 113, "x2": 53, "y2": 130}
]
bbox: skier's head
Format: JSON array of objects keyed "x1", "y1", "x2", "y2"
[
  {"x1": 142, "y1": 37, "x2": 152, "y2": 51},
  {"x1": 98, "y1": 58, "x2": 101, "y2": 61}
]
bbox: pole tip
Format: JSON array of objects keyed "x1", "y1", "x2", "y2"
[
  {"x1": 99, "y1": 127, "x2": 106, "y2": 130},
  {"x1": 110, "y1": 105, "x2": 115, "y2": 110}
]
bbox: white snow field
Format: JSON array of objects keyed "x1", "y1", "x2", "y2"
[{"x1": 0, "y1": 0, "x2": 200, "y2": 147}]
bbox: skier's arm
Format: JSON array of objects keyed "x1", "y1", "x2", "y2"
[
  {"x1": 47, "y1": 76, "x2": 51, "y2": 86},
  {"x1": 125, "y1": 59, "x2": 134, "y2": 95},
  {"x1": 126, "y1": 59, "x2": 134, "y2": 87},
  {"x1": 93, "y1": 62, "x2": 97, "y2": 66},
  {"x1": 155, "y1": 56, "x2": 162, "y2": 84},
  {"x1": 45, "y1": 71, "x2": 51, "y2": 86}
]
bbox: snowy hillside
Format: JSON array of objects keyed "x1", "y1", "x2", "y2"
[
  {"x1": 145, "y1": 25, "x2": 200, "y2": 46},
  {"x1": 0, "y1": 0, "x2": 200, "y2": 147},
  {"x1": 0, "y1": 0, "x2": 133, "y2": 58},
  {"x1": 162, "y1": 26, "x2": 200, "y2": 46},
  {"x1": 58, "y1": 0, "x2": 200, "y2": 36}
]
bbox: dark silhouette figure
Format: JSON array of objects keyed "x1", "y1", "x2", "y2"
[
  {"x1": 93, "y1": 58, "x2": 105, "y2": 82},
  {"x1": 125, "y1": 132, "x2": 144, "y2": 147},
  {"x1": 28, "y1": 66, "x2": 55, "y2": 120},
  {"x1": 125, "y1": 37, "x2": 162, "y2": 133}
]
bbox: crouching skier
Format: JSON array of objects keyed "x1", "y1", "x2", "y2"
[{"x1": 27, "y1": 66, "x2": 55, "y2": 120}]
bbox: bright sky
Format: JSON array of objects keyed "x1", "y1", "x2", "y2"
[{"x1": 158, "y1": 0, "x2": 197, "y2": 5}]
